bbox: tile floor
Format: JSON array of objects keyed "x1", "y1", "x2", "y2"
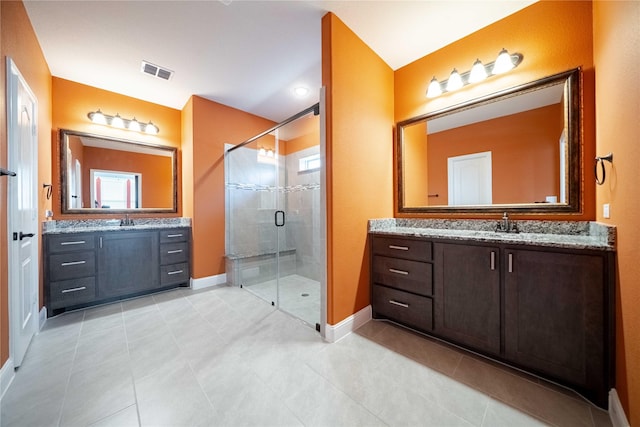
[
  {"x1": 1, "y1": 285, "x2": 612, "y2": 427},
  {"x1": 244, "y1": 274, "x2": 321, "y2": 326}
]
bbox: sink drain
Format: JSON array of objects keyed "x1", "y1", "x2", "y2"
[{"x1": 301, "y1": 293, "x2": 309, "y2": 297}]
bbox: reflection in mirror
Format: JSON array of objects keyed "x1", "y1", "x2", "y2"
[
  {"x1": 60, "y1": 129, "x2": 177, "y2": 213},
  {"x1": 397, "y1": 68, "x2": 581, "y2": 214}
]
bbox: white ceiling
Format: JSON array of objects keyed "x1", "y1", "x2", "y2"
[{"x1": 23, "y1": 0, "x2": 537, "y2": 123}]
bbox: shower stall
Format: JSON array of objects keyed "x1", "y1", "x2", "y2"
[{"x1": 225, "y1": 104, "x2": 323, "y2": 329}]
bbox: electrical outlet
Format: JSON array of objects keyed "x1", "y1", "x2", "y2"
[{"x1": 603, "y1": 203, "x2": 610, "y2": 219}]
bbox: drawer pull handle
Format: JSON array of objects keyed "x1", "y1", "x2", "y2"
[
  {"x1": 167, "y1": 249, "x2": 183, "y2": 254},
  {"x1": 61, "y1": 286, "x2": 87, "y2": 294},
  {"x1": 61, "y1": 260, "x2": 86, "y2": 267},
  {"x1": 389, "y1": 300, "x2": 409, "y2": 308},
  {"x1": 167, "y1": 270, "x2": 184, "y2": 275},
  {"x1": 167, "y1": 234, "x2": 183, "y2": 238},
  {"x1": 508, "y1": 253, "x2": 513, "y2": 273},
  {"x1": 388, "y1": 245, "x2": 409, "y2": 251},
  {"x1": 60, "y1": 241, "x2": 85, "y2": 246},
  {"x1": 490, "y1": 251, "x2": 496, "y2": 271},
  {"x1": 389, "y1": 268, "x2": 409, "y2": 276}
]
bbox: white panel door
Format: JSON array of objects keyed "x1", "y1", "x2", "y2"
[
  {"x1": 7, "y1": 57, "x2": 39, "y2": 367},
  {"x1": 448, "y1": 151, "x2": 492, "y2": 206}
]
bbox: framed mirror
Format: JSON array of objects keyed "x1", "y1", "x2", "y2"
[
  {"x1": 60, "y1": 129, "x2": 178, "y2": 214},
  {"x1": 397, "y1": 68, "x2": 581, "y2": 214}
]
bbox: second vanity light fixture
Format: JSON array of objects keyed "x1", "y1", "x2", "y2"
[
  {"x1": 426, "y1": 49, "x2": 523, "y2": 98},
  {"x1": 87, "y1": 110, "x2": 159, "y2": 135}
]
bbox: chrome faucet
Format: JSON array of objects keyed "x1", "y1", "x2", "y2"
[
  {"x1": 120, "y1": 214, "x2": 134, "y2": 226},
  {"x1": 495, "y1": 212, "x2": 518, "y2": 233}
]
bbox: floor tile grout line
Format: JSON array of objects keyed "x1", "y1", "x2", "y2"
[
  {"x1": 55, "y1": 309, "x2": 86, "y2": 427},
  {"x1": 121, "y1": 304, "x2": 143, "y2": 427}
]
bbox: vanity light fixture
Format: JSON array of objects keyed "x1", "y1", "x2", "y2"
[
  {"x1": 87, "y1": 110, "x2": 160, "y2": 134},
  {"x1": 426, "y1": 49, "x2": 523, "y2": 98}
]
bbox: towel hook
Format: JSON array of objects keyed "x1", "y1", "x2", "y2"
[
  {"x1": 595, "y1": 153, "x2": 613, "y2": 185},
  {"x1": 43, "y1": 183, "x2": 53, "y2": 200}
]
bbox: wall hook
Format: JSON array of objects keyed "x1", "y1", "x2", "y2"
[
  {"x1": 43, "y1": 183, "x2": 53, "y2": 200},
  {"x1": 595, "y1": 153, "x2": 613, "y2": 185}
]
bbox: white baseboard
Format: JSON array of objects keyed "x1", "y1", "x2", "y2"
[
  {"x1": 190, "y1": 273, "x2": 227, "y2": 291},
  {"x1": 609, "y1": 389, "x2": 630, "y2": 427},
  {"x1": 39, "y1": 306, "x2": 47, "y2": 331},
  {"x1": 0, "y1": 358, "x2": 15, "y2": 401},
  {"x1": 324, "y1": 305, "x2": 372, "y2": 343}
]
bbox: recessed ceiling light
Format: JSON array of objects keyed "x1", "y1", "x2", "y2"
[{"x1": 294, "y1": 87, "x2": 309, "y2": 97}]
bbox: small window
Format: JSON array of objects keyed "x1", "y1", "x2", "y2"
[{"x1": 298, "y1": 153, "x2": 320, "y2": 172}]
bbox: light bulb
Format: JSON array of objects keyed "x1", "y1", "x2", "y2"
[
  {"x1": 90, "y1": 110, "x2": 107, "y2": 125},
  {"x1": 493, "y1": 48, "x2": 514, "y2": 74},
  {"x1": 426, "y1": 76, "x2": 442, "y2": 98},
  {"x1": 128, "y1": 118, "x2": 141, "y2": 132},
  {"x1": 259, "y1": 148, "x2": 266, "y2": 156},
  {"x1": 446, "y1": 69, "x2": 463, "y2": 92},
  {"x1": 111, "y1": 114, "x2": 124, "y2": 128},
  {"x1": 145, "y1": 122, "x2": 158, "y2": 135},
  {"x1": 468, "y1": 59, "x2": 488, "y2": 83}
]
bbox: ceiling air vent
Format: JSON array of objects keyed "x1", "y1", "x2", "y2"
[{"x1": 141, "y1": 61, "x2": 173, "y2": 81}]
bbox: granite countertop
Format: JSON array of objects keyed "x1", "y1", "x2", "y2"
[
  {"x1": 369, "y1": 218, "x2": 616, "y2": 251},
  {"x1": 42, "y1": 218, "x2": 191, "y2": 234}
]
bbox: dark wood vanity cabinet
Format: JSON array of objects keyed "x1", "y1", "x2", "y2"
[
  {"x1": 371, "y1": 236, "x2": 434, "y2": 332},
  {"x1": 503, "y1": 248, "x2": 612, "y2": 405},
  {"x1": 45, "y1": 227, "x2": 191, "y2": 315},
  {"x1": 370, "y1": 233, "x2": 614, "y2": 408},
  {"x1": 434, "y1": 243, "x2": 501, "y2": 355},
  {"x1": 97, "y1": 231, "x2": 160, "y2": 298}
]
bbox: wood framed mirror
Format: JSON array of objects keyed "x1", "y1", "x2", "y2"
[
  {"x1": 60, "y1": 129, "x2": 178, "y2": 214},
  {"x1": 397, "y1": 68, "x2": 581, "y2": 214}
]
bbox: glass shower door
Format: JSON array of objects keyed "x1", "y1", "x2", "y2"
[{"x1": 225, "y1": 106, "x2": 321, "y2": 328}]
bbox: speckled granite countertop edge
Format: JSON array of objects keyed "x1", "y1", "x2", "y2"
[
  {"x1": 369, "y1": 219, "x2": 616, "y2": 251},
  {"x1": 42, "y1": 218, "x2": 192, "y2": 234}
]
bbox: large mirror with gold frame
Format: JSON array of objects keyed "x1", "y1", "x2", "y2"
[
  {"x1": 60, "y1": 129, "x2": 177, "y2": 214},
  {"x1": 397, "y1": 68, "x2": 581, "y2": 214}
]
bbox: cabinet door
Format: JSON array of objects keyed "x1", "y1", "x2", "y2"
[
  {"x1": 504, "y1": 249, "x2": 605, "y2": 398},
  {"x1": 434, "y1": 243, "x2": 500, "y2": 355},
  {"x1": 97, "y1": 231, "x2": 160, "y2": 298}
]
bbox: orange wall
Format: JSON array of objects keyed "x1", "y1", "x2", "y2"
[
  {"x1": 394, "y1": 0, "x2": 595, "y2": 220},
  {"x1": 402, "y1": 122, "x2": 430, "y2": 206},
  {"x1": 1, "y1": 0, "x2": 52, "y2": 366},
  {"x1": 52, "y1": 77, "x2": 181, "y2": 218},
  {"x1": 426, "y1": 104, "x2": 562, "y2": 205},
  {"x1": 282, "y1": 116, "x2": 320, "y2": 155},
  {"x1": 593, "y1": 1, "x2": 640, "y2": 424},
  {"x1": 322, "y1": 13, "x2": 394, "y2": 325},
  {"x1": 183, "y1": 96, "x2": 275, "y2": 279},
  {"x1": 81, "y1": 147, "x2": 173, "y2": 208}
]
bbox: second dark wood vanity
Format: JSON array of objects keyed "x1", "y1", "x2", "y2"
[{"x1": 369, "y1": 219, "x2": 615, "y2": 409}]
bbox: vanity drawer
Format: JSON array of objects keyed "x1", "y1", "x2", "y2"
[
  {"x1": 373, "y1": 255, "x2": 433, "y2": 296},
  {"x1": 372, "y1": 285, "x2": 433, "y2": 331},
  {"x1": 49, "y1": 251, "x2": 96, "y2": 281},
  {"x1": 160, "y1": 262, "x2": 189, "y2": 286},
  {"x1": 160, "y1": 229, "x2": 189, "y2": 243},
  {"x1": 372, "y1": 236, "x2": 432, "y2": 262},
  {"x1": 49, "y1": 277, "x2": 96, "y2": 309},
  {"x1": 160, "y1": 242, "x2": 188, "y2": 265},
  {"x1": 48, "y1": 234, "x2": 95, "y2": 253}
]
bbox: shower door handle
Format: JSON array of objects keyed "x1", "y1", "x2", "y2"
[{"x1": 275, "y1": 210, "x2": 285, "y2": 227}]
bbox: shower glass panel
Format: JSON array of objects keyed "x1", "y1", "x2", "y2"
[{"x1": 225, "y1": 108, "x2": 321, "y2": 328}]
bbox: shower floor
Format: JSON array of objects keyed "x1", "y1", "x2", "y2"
[{"x1": 243, "y1": 274, "x2": 320, "y2": 327}]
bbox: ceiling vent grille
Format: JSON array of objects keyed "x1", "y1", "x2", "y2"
[{"x1": 141, "y1": 61, "x2": 173, "y2": 81}]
